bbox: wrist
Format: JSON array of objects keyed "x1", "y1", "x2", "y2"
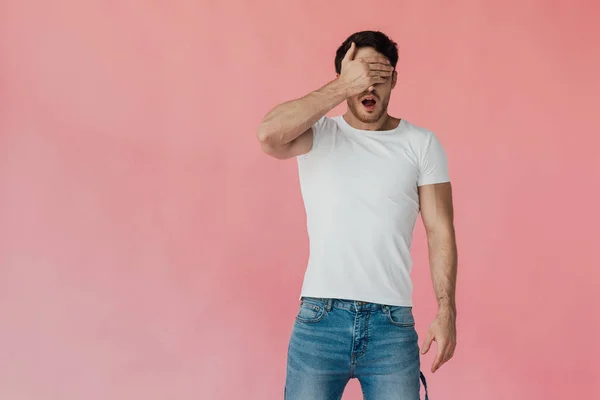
[
  {"x1": 437, "y1": 298, "x2": 456, "y2": 317},
  {"x1": 330, "y1": 76, "x2": 351, "y2": 100}
]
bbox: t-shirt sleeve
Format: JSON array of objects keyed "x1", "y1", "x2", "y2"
[
  {"x1": 297, "y1": 116, "x2": 328, "y2": 159},
  {"x1": 417, "y1": 132, "x2": 451, "y2": 186}
]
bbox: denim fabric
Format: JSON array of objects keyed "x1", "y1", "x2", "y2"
[{"x1": 285, "y1": 297, "x2": 429, "y2": 400}]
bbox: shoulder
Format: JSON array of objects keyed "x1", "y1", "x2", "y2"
[
  {"x1": 400, "y1": 119, "x2": 436, "y2": 142},
  {"x1": 400, "y1": 120, "x2": 448, "y2": 158},
  {"x1": 297, "y1": 115, "x2": 341, "y2": 161},
  {"x1": 314, "y1": 115, "x2": 340, "y2": 133}
]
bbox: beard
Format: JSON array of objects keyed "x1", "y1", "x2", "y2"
[{"x1": 347, "y1": 96, "x2": 390, "y2": 124}]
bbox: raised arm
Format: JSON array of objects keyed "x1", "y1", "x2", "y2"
[
  {"x1": 256, "y1": 79, "x2": 348, "y2": 159},
  {"x1": 256, "y1": 42, "x2": 394, "y2": 159}
]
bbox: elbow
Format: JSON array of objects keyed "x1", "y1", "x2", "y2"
[
  {"x1": 256, "y1": 123, "x2": 279, "y2": 147},
  {"x1": 425, "y1": 225, "x2": 456, "y2": 245},
  {"x1": 257, "y1": 124, "x2": 285, "y2": 159},
  {"x1": 256, "y1": 121, "x2": 282, "y2": 146},
  {"x1": 256, "y1": 123, "x2": 270, "y2": 144}
]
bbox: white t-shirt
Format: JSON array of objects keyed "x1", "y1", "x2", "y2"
[{"x1": 296, "y1": 115, "x2": 450, "y2": 306}]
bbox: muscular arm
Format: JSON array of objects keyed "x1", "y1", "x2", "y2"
[
  {"x1": 420, "y1": 182, "x2": 457, "y2": 313},
  {"x1": 256, "y1": 42, "x2": 393, "y2": 159},
  {"x1": 418, "y1": 182, "x2": 458, "y2": 372},
  {"x1": 256, "y1": 79, "x2": 348, "y2": 159}
]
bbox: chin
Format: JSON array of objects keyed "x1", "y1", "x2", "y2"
[
  {"x1": 357, "y1": 115, "x2": 378, "y2": 124},
  {"x1": 357, "y1": 110, "x2": 383, "y2": 124}
]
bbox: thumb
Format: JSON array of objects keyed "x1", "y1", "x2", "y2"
[
  {"x1": 421, "y1": 332, "x2": 434, "y2": 354},
  {"x1": 343, "y1": 42, "x2": 356, "y2": 63}
]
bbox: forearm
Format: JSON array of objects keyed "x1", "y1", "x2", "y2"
[
  {"x1": 257, "y1": 79, "x2": 348, "y2": 146},
  {"x1": 427, "y1": 228, "x2": 458, "y2": 316}
]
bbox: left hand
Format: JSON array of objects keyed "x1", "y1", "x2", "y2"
[{"x1": 421, "y1": 310, "x2": 457, "y2": 373}]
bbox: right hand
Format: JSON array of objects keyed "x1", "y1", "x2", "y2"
[{"x1": 338, "y1": 42, "x2": 394, "y2": 98}]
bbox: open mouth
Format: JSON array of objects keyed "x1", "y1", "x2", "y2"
[{"x1": 361, "y1": 97, "x2": 377, "y2": 110}]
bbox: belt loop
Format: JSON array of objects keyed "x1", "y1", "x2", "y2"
[{"x1": 325, "y1": 298, "x2": 332, "y2": 311}]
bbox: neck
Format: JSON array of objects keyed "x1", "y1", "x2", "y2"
[{"x1": 342, "y1": 111, "x2": 400, "y2": 131}]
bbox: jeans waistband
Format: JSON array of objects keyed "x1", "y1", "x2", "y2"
[{"x1": 300, "y1": 297, "x2": 412, "y2": 312}]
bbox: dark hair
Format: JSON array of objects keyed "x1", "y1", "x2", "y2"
[{"x1": 334, "y1": 31, "x2": 399, "y2": 74}]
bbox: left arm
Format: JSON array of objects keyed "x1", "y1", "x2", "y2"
[{"x1": 418, "y1": 182, "x2": 458, "y2": 373}]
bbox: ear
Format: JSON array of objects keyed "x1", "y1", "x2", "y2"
[
  {"x1": 391, "y1": 70, "x2": 398, "y2": 89},
  {"x1": 336, "y1": 73, "x2": 340, "y2": 78}
]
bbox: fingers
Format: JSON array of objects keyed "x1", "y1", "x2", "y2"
[
  {"x1": 431, "y1": 348, "x2": 443, "y2": 372},
  {"x1": 368, "y1": 63, "x2": 394, "y2": 72},
  {"x1": 366, "y1": 70, "x2": 391, "y2": 88},
  {"x1": 421, "y1": 331, "x2": 434, "y2": 355},
  {"x1": 361, "y1": 56, "x2": 391, "y2": 65},
  {"x1": 432, "y1": 338, "x2": 449, "y2": 373},
  {"x1": 367, "y1": 63, "x2": 393, "y2": 85},
  {"x1": 343, "y1": 42, "x2": 357, "y2": 63},
  {"x1": 364, "y1": 76, "x2": 387, "y2": 90},
  {"x1": 368, "y1": 70, "x2": 393, "y2": 78},
  {"x1": 431, "y1": 340, "x2": 456, "y2": 373}
]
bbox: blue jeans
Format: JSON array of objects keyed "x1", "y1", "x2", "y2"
[{"x1": 285, "y1": 297, "x2": 429, "y2": 400}]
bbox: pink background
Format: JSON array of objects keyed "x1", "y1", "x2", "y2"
[{"x1": 1, "y1": 1, "x2": 598, "y2": 399}]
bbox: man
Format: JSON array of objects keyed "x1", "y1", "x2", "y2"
[{"x1": 257, "y1": 31, "x2": 457, "y2": 400}]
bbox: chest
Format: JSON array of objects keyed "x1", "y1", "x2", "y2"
[{"x1": 300, "y1": 134, "x2": 420, "y2": 203}]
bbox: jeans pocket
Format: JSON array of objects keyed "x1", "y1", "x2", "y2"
[
  {"x1": 295, "y1": 298, "x2": 327, "y2": 324},
  {"x1": 384, "y1": 305, "x2": 415, "y2": 327}
]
